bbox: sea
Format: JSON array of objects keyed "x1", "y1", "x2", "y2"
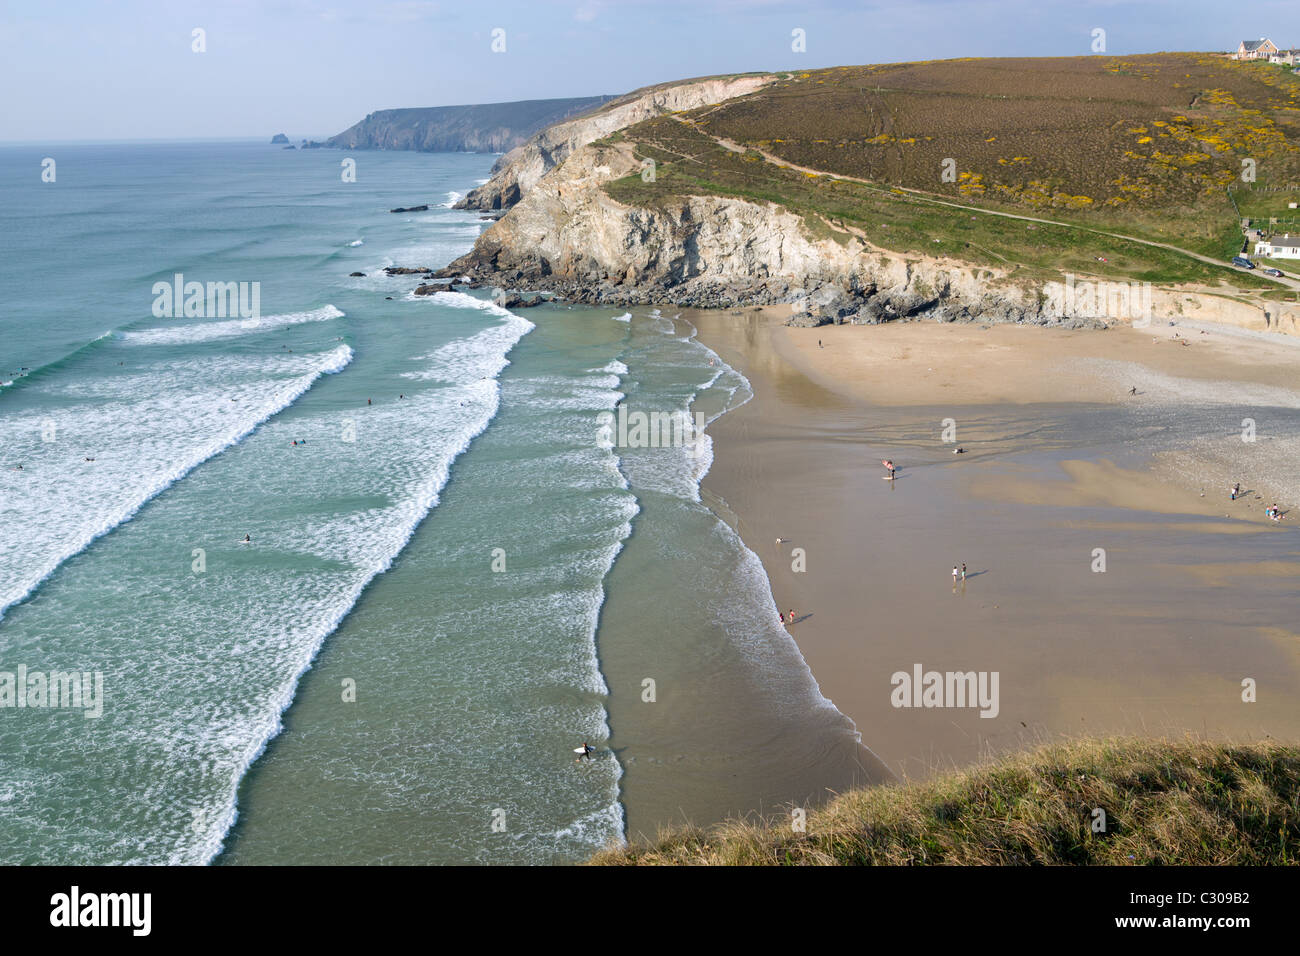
[{"x1": 0, "y1": 141, "x2": 872, "y2": 864}]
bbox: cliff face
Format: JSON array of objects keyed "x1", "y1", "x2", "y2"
[
  {"x1": 447, "y1": 140, "x2": 1300, "y2": 335},
  {"x1": 449, "y1": 142, "x2": 1072, "y2": 323},
  {"x1": 323, "y1": 97, "x2": 613, "y2": 153},
  {"x1": 455, "y1": 75, "x2": 775, "y2": 211}
]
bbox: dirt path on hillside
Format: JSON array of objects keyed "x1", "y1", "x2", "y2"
[{"x1": 675, "y1": 118, "x2": 1300, "y2": 293}]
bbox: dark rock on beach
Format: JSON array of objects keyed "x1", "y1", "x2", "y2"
[
  {"x1": 349, "y1": 272, "x2": 366, "y2": 277},
  {"x1": 389, "y1": 205, "x2": 429, "y2": 213},
  {"x1": 492, "y1": 290, "x2": 547, "y2": 309}
]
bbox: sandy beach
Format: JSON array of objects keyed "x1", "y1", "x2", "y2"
[{"x1": 692, "y1": 308, "x2": 1300, "y2": 781}]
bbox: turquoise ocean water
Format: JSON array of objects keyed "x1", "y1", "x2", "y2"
[{"x1": 0, "y1": 142, "x2": 868, "y2": 864}]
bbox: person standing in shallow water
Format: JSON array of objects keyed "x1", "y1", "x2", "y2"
[{"x1": 961, "y1": 563, "x2": 967, "y2": 581}]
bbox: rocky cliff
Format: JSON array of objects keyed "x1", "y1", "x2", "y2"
[
  {"x1": 324, "y1": 97, "x2": 614, "y2": 154},
  {"x1": 455, "y1": 74, "x2": 775, "y2": 211},
  {"x1": 443, "y1": 138, "x2": 1300, "y2": 335},
  {"x1": 445, "y1": 141, "x2": 1093, "y2": 325}
]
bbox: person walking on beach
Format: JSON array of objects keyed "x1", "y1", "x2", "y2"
[
  {"x1": 575, "y1": 742, "x2": 593, "y2": 761},
  {"x1": 961, "y1": 563, "x2": 967, "y2": 581},
  {"x1": 1231, "y1": 482, "x2": 1240, "y2": 501},
  {"x1": 952, "y1": 565, "x2": 960, "y2": 583},
  {"x1": 787, "y1": 609, "x2": 796, "y2": 625}
]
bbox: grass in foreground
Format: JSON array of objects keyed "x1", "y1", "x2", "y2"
[{"x1": 590, "y1": 738, "x2": 1300, "y2": 865}]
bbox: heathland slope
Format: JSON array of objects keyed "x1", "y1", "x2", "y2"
[
  {"x1": 324, "y1": 96, "x2": 615, "y2": 153},
  {"x1": 591, "y1": 738, "x2": 1300, "y2": 865},
  {"x1": 441, "y1": 55, "x2": 1300, "y2": 333}
]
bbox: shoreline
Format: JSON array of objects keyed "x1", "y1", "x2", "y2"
[{"x1": 689, "y1": 309, "x2": 1300, "y2": 781}]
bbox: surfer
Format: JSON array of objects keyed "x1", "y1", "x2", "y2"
[
  {"x1": 953, "y1": 446, "x2": 965, "y2": 455},
  {"x1": 575, "y1": 742, "x2": 594, "y2": 761},
  {"x1": 1129, "y1": 386, "x2": 1137, "y2": 396},
  {"x1": 882, "y1": 459, "x2": 896, "y2": 477},
  {"x1": 367, "y1": 398, "x2": 372, "y2": 405},
  {"x1": 242, "y1": 534, "x2": 251, "y2": 543}
]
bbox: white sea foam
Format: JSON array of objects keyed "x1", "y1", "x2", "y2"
[
  {"x1": 612, "y1": 312, "x2": 631, "y2": 323},
  {"x1": 349, "y1": 239, "x2": 363, "y2": 247},
  {"x1": 124, "y1": 305, "x2": 345, "y2": 346},
  {"x1": 182, "y1": 313, "x2": 537, "y2": 863},
  {"x1": 0, "y1": 344, "x2": 354, "y2": 623}
]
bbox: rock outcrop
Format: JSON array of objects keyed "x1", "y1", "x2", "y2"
[
  {"x1": 455, "y1": 74, "x2": 775, "y2": 212},
  {"x1": 443, "y1": 141, "x2": 1094, "y2": 327},
  {"x1": 429, "y1": 71, "x2": 1300, "y2": 338},
  {"x1": 442, "y1": 138, "x2": 1300, "y2": 335}
]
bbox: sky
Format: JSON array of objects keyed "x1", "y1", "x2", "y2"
[{"x1": 3, "y1": 0, "x2": 1299, "y2": 142}]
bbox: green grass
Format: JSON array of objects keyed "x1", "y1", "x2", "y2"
[
  {"x1": 590, "y1": 738, "x2": 1300, "y2": 865},
  {"x1": 605, "y1": 118, "x2": 1275, "y2": 289},
  {"x1": 591, "y1": 54, "x2": 1300, "y2": 292}
]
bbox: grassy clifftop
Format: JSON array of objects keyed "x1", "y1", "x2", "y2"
[
  {"x1": 591, "y1": 739, "x2": 1300, "y2": 865},
  {"x1": 604, "y1": 54, "x2": 1300, "y2": 288}
]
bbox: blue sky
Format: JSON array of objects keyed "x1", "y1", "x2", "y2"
[{"x1": 3, "y1": 0, "x2": 1299, "y2": 142}]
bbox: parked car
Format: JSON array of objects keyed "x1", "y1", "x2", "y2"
[
  {"x1": 1232, "y1": 255, "x2": 1255, "y2": 269},
  {"x1": 1263, "y1": 267, "x2": 1284, "y2": 277}
]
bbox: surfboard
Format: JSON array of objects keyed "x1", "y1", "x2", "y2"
[
  {"x1": 881, "y1": 475, "x2": 898, "y2": 480},
  {"x1": 573, "y1": 747, "x2": 592, "y2": 755}
]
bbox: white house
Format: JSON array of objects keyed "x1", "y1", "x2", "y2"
[
  {"x1": 1269, "y1": 50, "x2": 1298, "y2": 65},
  {"x1": 1254, "y1": 235, "x2": 1300, "y2": 259},
  {"x1": 1235, "y1": 38, "x2": 1279, "y2": 59}
]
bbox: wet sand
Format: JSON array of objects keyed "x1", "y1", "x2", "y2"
[{"x1": 691, "y1": 309, "x2": 1300, "y2": 781}]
